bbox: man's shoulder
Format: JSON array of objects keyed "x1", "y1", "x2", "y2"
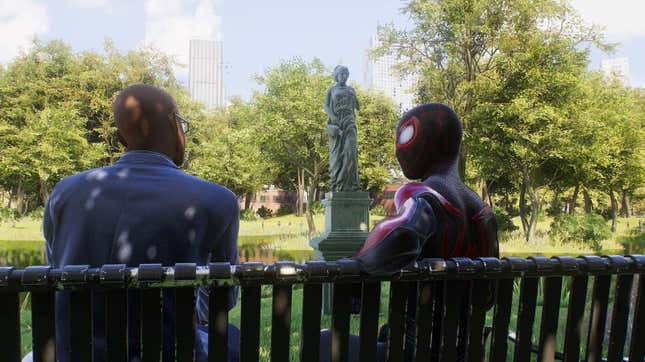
[{"x1": 180, "y1": 173, "x2": 238, "y2": 204}]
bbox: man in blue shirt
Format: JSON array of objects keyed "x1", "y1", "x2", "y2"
[{"x1": 42, "y1": 84, "x2": 240, "y2": 361}]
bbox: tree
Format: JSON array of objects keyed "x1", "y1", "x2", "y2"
[{"x1": 373, "y1": 0, "x2": 612, "y2": 181}]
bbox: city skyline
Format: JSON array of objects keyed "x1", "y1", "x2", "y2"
[{"x1": 189, "y1": 39, "x2": 225, "y2": 109}]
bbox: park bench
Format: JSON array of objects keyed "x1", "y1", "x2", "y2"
[{"x1": 0, "y1": 255, "x2": 643, "y2": 362}]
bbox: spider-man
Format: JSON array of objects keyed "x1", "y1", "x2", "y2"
[
  {"x1": 356, "y1": 102, "x2": 498, "y2": 273},
  {"x1": 320, "y1": 103, "x2": 498, "y2": 362}
]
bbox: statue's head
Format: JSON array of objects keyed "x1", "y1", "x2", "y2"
[
  {"x1": 395, "y1": 103, "x2": 462, "y2": 179},
  {"x1": 333, "y1": 65, "x2": 349, "y2": 85}
]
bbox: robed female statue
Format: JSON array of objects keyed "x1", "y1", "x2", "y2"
[{"x1": 325, "y1": 65, "x2": 360, "y2": 191}]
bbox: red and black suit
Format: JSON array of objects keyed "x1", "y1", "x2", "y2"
[{"x1": 355, "y1": 103, "x2": 499, "y2": 360}]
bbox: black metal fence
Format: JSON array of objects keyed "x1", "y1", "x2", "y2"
[{"x1": 0, "y1": 255, "x2": 643, "y2": 362}]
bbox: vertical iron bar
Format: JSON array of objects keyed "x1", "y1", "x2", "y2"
[
  {"x1": 562, "y1": 276, "x2": 588, "y2": 362},
  {"x1": 607, "y1": 274, "x2": 634, "y2": 362},
  {"x1": 209, "y1": 286, "x2": 230, "y2": 362},
  {"x1": 628, "y1": 275, "x2": 645, "y2": 361},
  {"x1": 489, "y1": 278, "x2": 514, "y2": 362},
  {"x1": 240, "y1": 285, "x2": 261, "y2": 362},
  {"x1": 430, "y1": 282, "x2": 444, "y2": 361},
  {"x1": 175, "y1": 287, "x2": 196, "y2": 362},
  {"x1": 300, "y1": 283, "x2": 322, "y2": 362},
  {"x1": 359, "y1": 281, "x2": 381, "y2": 362},
  {"x1": 538, "y1": 277, "x2": 563, "y2": 362},
  {"x1": 387, "y1": 281, "x2": 407, "y2": 362},
  {"x1": 586, "y1": 275, "x2": 611, "y2": 362},
  {"x1": 141, "y1": 288, "x2": 162, "y2": 362},
  {"x1": 105, "y1": 289, "x2": 128, "y2": 362},
  {"x1": 439, "y1": 280, "x2": 463, "y2": 362},
  {"x1": 331, "y1": 283, "x2": 352, "y2": 362},
  {"x1": 69, "y1": 290, "x2": 92, "y2": 362},
  {"x1": 513, "y1": 277, "x2": 538, "y2": 362},
  {"x1": 32, "y1": 290, "x2": 56, "y2": 362},
  {"x1": 0, "y1": 291, "x2": 21, "y2": 362},
  {"x1": 466, "y1": 279, "x2": 489, "y2": 362},
  {"x1": 271, "y1": 284, "x2": 293, "y2": 362},
  {"x1": 413, "y1": 282, "x2": 434, "y2": 362}
]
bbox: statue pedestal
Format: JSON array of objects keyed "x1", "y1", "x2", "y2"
[{"x1": 310, "y1": 191, "x2": 371, "y2": 313}]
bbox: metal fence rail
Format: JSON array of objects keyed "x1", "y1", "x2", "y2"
[{"x1": 0, "y1": 255, "x2": 644, "y2": 362}]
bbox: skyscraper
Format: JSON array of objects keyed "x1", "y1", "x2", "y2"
[
  {"x1": 189, "y1": 39, "x2": 224, "y2": 109},
  {"x1": 364, "y1": 36, "x2": 418, "y2": 112},
  {"x1": 601, "y1": 57, "x2": 630, "y2": 86}
]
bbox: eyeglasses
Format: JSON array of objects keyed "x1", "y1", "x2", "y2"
[{"x1": 175, "y1": 113, "x2": 190, "y2": 134}]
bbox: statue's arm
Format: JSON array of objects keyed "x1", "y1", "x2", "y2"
[
  {"x1": 353, "y1": 89, "x2": 360, "y2": 110},
  {"x1": 324, "y1": 88, "x2": 333, "y2": 123}
]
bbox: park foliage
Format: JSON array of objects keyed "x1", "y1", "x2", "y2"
[{"x1": 0, "y1": 0, "x2": 642, "y2": 244}]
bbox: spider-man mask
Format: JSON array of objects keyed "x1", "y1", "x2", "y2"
[{"x1": 395, "y1": 103, "x2": 462, "y2": 180}]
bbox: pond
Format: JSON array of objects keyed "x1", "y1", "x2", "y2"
[{"x1": 0, "y1": 239, "x2": 630, "y2": 269}]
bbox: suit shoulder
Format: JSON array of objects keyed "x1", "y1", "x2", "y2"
[{"x1": 181, "y1": 174, "x2": 239, "y2": 207}]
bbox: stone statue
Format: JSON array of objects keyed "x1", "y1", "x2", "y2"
[{"x1": 324, "y1": 65, "x2": 360, "y2": 191}]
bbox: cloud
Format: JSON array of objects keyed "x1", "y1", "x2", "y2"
[
  {"x1": 570, "y1": 0, "x2": 645, "y2": 39},
  {"x1": 67, "y1": 0, "x2": 112, "y2": 10},
  {"x1": 144, "y1": 0, "x2": 221, "y2": 79},
  {"x1": 0, "y1": 0, "x2": 49, "y2": 64}
]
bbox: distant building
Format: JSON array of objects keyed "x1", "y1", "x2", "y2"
[
  {"x1": 239, "y1": 186, "x2": 298, "y2": 214},
  {"x1": 188, "y1": 39, "x2": 224, "y2": 108},
  {"x1": 373, "y1": 183, "x2": 406, "y2": 216},
  {"x1": 601, "y1": 57, "x2": 630, "y2": 86},
  {"x1": 364, "y1": 36, "x2": 419, "y2": 112}
]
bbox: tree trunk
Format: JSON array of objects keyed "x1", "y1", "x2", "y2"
[
  {"x1": 569, "y1": 184, "x2": 580, "y2": 214},
  {"x1": 458, "y1": 150, "x2": 466, "y2": 181},
  {"x1": 16, "y1": 180, "x2": 25, "y2": 215},
  {"x1": 522, "y1": 168, "x2": 539, "y2": 242},
  {"x1": 244, "y1": 192, "x2": 254, "y2": 210},
  {"x1": 296, "y1": 168, "x2": 305, "y2": 217},
  {"x1": 583, "y1": 188, "x2": 593, "y2": 213},
  {"x1": 609, "y1": 189, "x2": 618, "y2": 233},
  {"x1": 550, "y1": 189, "x2": 561, "y2": 215},
  {"x1": 481, "y1": 181, "x2": 489, "y2": 205},
  {"x1": 305, "y1": 176, "x2": 317, "y2": 236},
  {"x1": 6, "y1": 188, "x2": 13, "y2": 209},
  {"x1": 39, "y1": 181, "x2": 51, "y2": 206},
  {"x1": 519, "y1": 181, "x2": 529, "y2": 235},
  {"x1": 621, "y1": 189, "x2": 631, "y2": 218}
]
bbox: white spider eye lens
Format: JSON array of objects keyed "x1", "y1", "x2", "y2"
[{"x1": 398, "y1": 124, "x2": 415, "y2": 145}]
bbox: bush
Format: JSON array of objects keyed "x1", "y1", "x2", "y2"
[
  {"x1": 240, "y1": 208, "x2": 257, "y2": 221},
  {"x1": 493, "y1": 207, "x2": 518, "y2": 233},
  {"x1": 618, "y1": 227, "x2": 645, "y2": 254},
  {"x1": 371, "y1": 204, "x2": 387, "y2": 216},
  {"x1": 310, "y1": 201, "x2": 325, "y2": 215},
  {"x1": 257, "y1": 206, "x2": 273, "y2": 218},
  {"x1": 25, "y1": 206, "x2": 45, "y2": 219},
  {"x1": 277, "y1": 204, "x2": 294, "y2": 216},
  {"x1": 549, "y1": 213, "x2": 611, "y2": 252}
]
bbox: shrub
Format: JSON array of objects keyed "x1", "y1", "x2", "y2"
[
  {"x1": 493, "y1": 207, "x2": 518, "y2": 233},
  {"x1": 257, "y1": 206, "x2": 273, "y2": 218},
  {"x1": 310, "y1": 201, "x2": 325, "y2": 215},
  {"x1": 549, "y1": 213, "x2": 611, "y2": 252},
  {"x1": 25, "y1": 206, "x2": 45, "y2": 219},
  {"x1": 277, "y1": 203, "x2": 294, "y2": 216},
  {"x1": 370, "y1": 204, "x2": 387, "y2": 217},
  {"x1": 240, "y1": 208, "x2": 257, "y2": 221},
  {"x1": 618, "y1": 227, "x2": 645, "y2": 254}
]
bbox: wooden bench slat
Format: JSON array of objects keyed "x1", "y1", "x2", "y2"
[
  {"x1": 413, "y1": 281, "x2": 434, "y2": 362},
  {"x1": 607, "y1": 274, "x2": 634, "y2": 362},
  {"x1": 562, "y1": 276, "x2": 588, "y2": 362},
  {"x1": 628, "y1": 275, "x2": 645, "y2": 361},
  {"x1": 241, "y1": 285, "x2": 261, "y2": 362},
  {"x1": 331, "y1": 283, "x2": 352, "y2": 362},
  {"x1": 32, "y1": 291, "x2": 56, "y2": 362},
  {"x1": 359, "y1": 281, "x2": 381, "y2": 362},
  {"x1": 0, "y1": 291, "x2": 21, "y2": 362},
  {"x1": 439, "y1": 281, "x2": 463, "y2": 362},
  {"x1": 271, "y1": 284, "x2": 292, "y2": 362},
  {"x1": 300, "y1": 283, "x2": 322, "y2": 362},
  {"x1": 175, "y1": 287, "x2": 196, "y2": 362},
  {"x1": 105, "y1": 289, "x2": 128, "y2": 362},
  {"x1": 387, "y1": 281, "x2": 407, "y2": 362},
  {"x1": 466, "y1": 279, "x2": 488, "y2": 362},
  {"x1": 141, "y1": 288, "x2": 162, "y2": 362},
  {"x1": 586, "y1": 275, "x2": 611, "y2": 362},
  {"x1": 209, "y1": 286, "x2": 230, "y2": 362},
  {"x1": 513, "y1": 277, "x2": 538, "y2": 362},
  {"x1": 538, "y1": 277, "x2": 563, "y2": 362},
  {"x1": 488, "y1": 278, "x2": 513, "y2": 362},
  {"x1": 69, "y1": 290, "x2": 92, "y2": 362}
]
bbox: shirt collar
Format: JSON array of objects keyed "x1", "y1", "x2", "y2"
[{"x1": 115, "y1": 150, "x2": 179, "y2": 168}]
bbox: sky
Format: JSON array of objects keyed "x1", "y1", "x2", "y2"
[{"x1": 1, "y1": 0, "x2": 644, "y2": 100}]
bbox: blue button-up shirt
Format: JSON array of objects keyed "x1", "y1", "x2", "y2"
[{"x1": 43, "y1": 151, "x2": 239, "y2": 361}]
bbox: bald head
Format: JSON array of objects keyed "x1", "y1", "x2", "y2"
[{"x1": 113, "y1": 84, "x2": 185, "y2": 165}]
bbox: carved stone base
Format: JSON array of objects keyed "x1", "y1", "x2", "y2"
[{"x1": 309, "y1": 191, "x2": 371, "y2": 313}]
